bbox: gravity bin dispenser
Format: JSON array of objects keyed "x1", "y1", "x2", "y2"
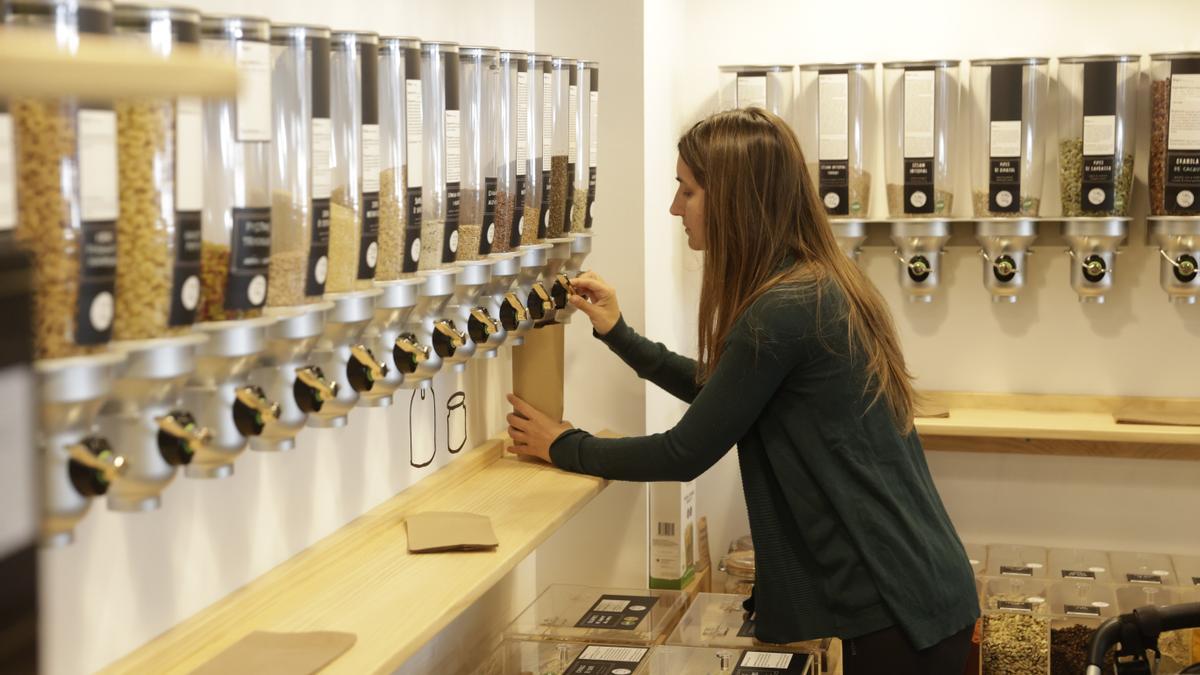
[{"x1": 1148, "y1": 52, "x2": 1200, "y2": 304}]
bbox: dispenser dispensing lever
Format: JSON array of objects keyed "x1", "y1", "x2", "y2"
[{"x1": 295, "y1": 365, "x2": 340, "y2": 403}]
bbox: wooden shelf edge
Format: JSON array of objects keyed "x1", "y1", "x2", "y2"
[
  {"x1": 921, "y1": 434, "x2": 1200, "y2": 461},
  {"x1": 100, "y1": 435, "x2": 610, "y2": 675}
]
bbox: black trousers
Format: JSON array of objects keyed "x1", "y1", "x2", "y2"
[{"x1": 842, "y1": 621, "x2": 975, "y2": 675}]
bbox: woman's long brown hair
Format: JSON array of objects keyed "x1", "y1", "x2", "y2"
[{"x1": 678, "y1": 107, "x2": 917, "y2": 432}]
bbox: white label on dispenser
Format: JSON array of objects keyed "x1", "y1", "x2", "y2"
[
  {"x1": 989, "y1": 120, "x2": 1022, "y2": 158},
  {"x1": 445, "y1": 109, "x2": 461, "y2": 184},
  {"x1": 0, "y1": 366, "x2": 33, "y2": 557},
  {"x1": 174, "y1": 97, "x2": 204, "y2": 212},
  {"x1": 1169, "y1": 73, "x2": 1200, "y2": 151},
  {"x1": 542, "y1": 72, "x2": 553, "y2": 158},
  {"x1": 405, "y1": 79, "x2": 423, "y2": 188},
  {"x1": 590, "y1": 90, "x2": 599, "y2": 168},
  {"x1": 78, "y1": 109, "x2": 118, "y2": 222},
  {"x1": 235, "y1": 40, "x2": 272, "y2": 143},
  {"x1": 568, "y1": 83, "x2": 578, "y2": 157},
  {"x1": 0, "y1": 114, "x2": 15, "y2": 231},
  {"x1": 577, "y1": 646, "x2": 646, "y2": 664},
  {"x1": 737, "y1": 74, "x2": 768, "y2": 109},
  {"x1": 741, "y1": 652, "x2": 794, "y2": 670},
  {"x1": 312, "y1": 117, "x2": 332, "y2": 199},
  {"x1": 362, "y1": 123, "x2": 380, "y2": 193},
  {"x1": 903, "y1": 70, "x2": 935, "y2": 159},
  {"x1": 517, "y1": 71, "x2": 529, "y2": 173},
  {"x1": 1084, "y1": 115, "x2": 1116, "y2": 156},
  {"x1": 817, "y1": 73, "x2": 849, "y2": 161}
]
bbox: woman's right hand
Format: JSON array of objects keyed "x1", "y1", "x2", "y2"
[{"x1": 568, "y1": 271, "x2": 621, "y2": 336}]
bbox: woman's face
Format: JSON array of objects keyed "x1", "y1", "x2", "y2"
[{"x1": 671, "y1": 156, "x2": 706, "y2": 250}]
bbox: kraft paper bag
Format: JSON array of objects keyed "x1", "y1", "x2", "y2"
[
  {"x1": 511, "y1": 323, "x2": 565, "y2": 422},
  {"x1": 189, "y1": 630, "x2": 356, "y2": 675},
  {"x1": 915, "y1": 406, "x2": 951, "y2": 419},
  {"x1": 1114, "y1": 405, "x2": 1200, "y2": 427},
  {"x1": 406, "y1": 511, "x2": 499, "y2": 553}
]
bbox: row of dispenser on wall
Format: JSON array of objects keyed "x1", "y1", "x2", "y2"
[
  {"x1": 719, "y1": 56, "x2": 1200, "y2": 304},
  {"x1": 0, "y1": 1, "x2": 600, "y2": 546}
]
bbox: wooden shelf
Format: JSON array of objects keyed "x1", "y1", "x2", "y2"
[
  {"x1": 0, "y1": 28, "x2": 237, "y2": 98},
  {"x1": 916, "y1": 391, "x2": 1200, "y2": 460},
  {"x1": 101, "y1": 438, "x2": 608, "y2": 675}
]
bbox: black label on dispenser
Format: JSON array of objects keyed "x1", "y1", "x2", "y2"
[
  {"x1": 585, "y1": 166, "x2": 597, "y2": 228},
  {"x1": 904, "y1": 159, "x2": 935, "y2": 215},
  {"x1": 358, "y1": 192, "x2": 380, "y2": 279},
  {"x1": 168, "y1": 211, "x2": 202, "y2": 326},
  {"x1": 1065, "y1": 604, "x2": 1103, "y2": 618},
  {"x1": 307, "y1": 198, "x2": 331, "y2": 296},
  {"x1": 539, "y1": 169, "x2": 551, "y2": 237},
  {"x1": 1166, "y1": 59, "x2": 1200, "y2": 214},
  {"x1": 563, "y1": 646, "x2": 648, "y2": 675},
  {"x1": 312, "y1": 37, "x2": 331, "y2": 119},
  {"x1": 403, "y1": 190, "x2": 422, "y2": 274},
  {"x1": 819, "y1": 160, "x2": 849, "y2": 216},
  {"x1": 1000, "y1": 565, "x2": 1034, "y2": 577},
  {"x1": 1127, "y1": 573, "x2": 1164, "y2": 585},
  {"x1": 76, "y1": 220, "x2": 117, "y2": 344},
  {"x1": 1080, "y1": 60, "x2": 1118, "y2": 213},
  {"x1": 226, "y1": 207, "x2": 271, "y2": 310},
  {"x1": 480, "y1": 176, "x2": 498, "y2": 255},
  {"x1": 511, "y1": 173, "x2": 527, "y2": 249},
  {"x1": 574, "y1": 595, "x2": 658, "y2": 630},
  {"x1": 996, "y1": 600, "x2": 1035, "y2": 613},
  {"x1": 733, "y1": 651, "x2": 813, "y2": 675},
  {"x1": 444, "y1": 184, "x2": 460, "y2": 264},
  {"x1": 1062, "y1": 569, "x2": 1097, "y2": 580},
  {"x1": 738, "y1": 618, "x2": 757, "y2": 638},
  {"x1": 989, "y1": 63, "x2": 1023, "y2": 214}
]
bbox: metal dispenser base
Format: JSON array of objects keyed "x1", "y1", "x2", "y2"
[
  {"x1": 250, "y1": 302, "x2": 333, "y2": 451},
  {"x1": 446, "y1": 259, "x2": 494, "y2": 366},
  {"x1": 483, "y1": 252, "x2": 523, "y2": 352},
  {"x1": 556, "y1": 233, "x2": 593, "y2": 323},
  {"x1": 403, "y1": 268, "x2": 459, "y2": 390},
  {"x1": 1063, "y1": 217, "x2": 1128, "y2": 304},
  {"x1": 1149, "y1": 216, "x2": 1200, "y2": 304},
  {"x1": 184, "y1": 317, "x2": 277, "y2": 478},
  {"x1": 101, "y1": 333, "x2": 209, "y2": 511},
  {"x1": 511, "y1": 243, "x2": 553, "y2": 345},
  {"x1": 307, "y1": 290, "x2": 384, "y2": 427},
  {"x1": 891, "y1": 220, "x2": 950, "y2": 303},
  {"x1": 831, "y1": 219, "x2": 867, "y2": 260},
  {"x1": 539, "y1": 237, "x2": 574, "y2": 325},
  {"x1": 37, "y1": 352, "x2": 124, "y2": 546},
  {"x1": 976, "y1": 219, "x2": 1038, "y2": 303},
  {"x1": 360, "y1": 278, "x2": 423, "y2": 406}
]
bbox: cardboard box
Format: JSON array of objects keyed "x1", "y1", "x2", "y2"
[{"x1": 649, "y1": 480, "x2": 696, "y2": 590}]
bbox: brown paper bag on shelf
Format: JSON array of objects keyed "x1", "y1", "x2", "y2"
[
  {"x1": 511, "y1": 323, "x2": 565, "y2": 422},
  {"x1": 189, "y1": 631, "x2": 356, "y2": 675},
  {"x1": 914, "y1": 406, "x2": 950, "y2": 419},
  {"x1": 406, "y1": 512, "x2": 499, "y2": 553},
  {"x1": 1114, "y1": 403, "x2": 1200, "y2": 427}
]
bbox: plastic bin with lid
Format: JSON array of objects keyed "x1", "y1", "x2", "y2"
[
  {"x1": 968, "y1": 57, "x2": 1050, "y2": 218},
  {"x1": 1047, "y1": 580, "x2": 1118, "y2": 675},
  {"x1": 719, "y1": 65, "x2": 794, "y2": 119},
  {"x1": 980, "y1": 575, "x2": 1051, "y2": 675},
  {"x1": 965, "y1": 541, "x2": 987, "y2": 576},
  {"x1": 1149, "y1": 52, "x2": 1200, "y2": 217},
  {"x1": 721, "y1": 549, "x2": 756, "y2": 596},
  {"x1": 1115, "y1": 584, "x2": 1197, "y2": 673},
  {"x1": 665, "y1": 593, "x2": 830, "y2": 670},
  {"x1": 882, "y1": 60, "x2": 960, "y2": 218},
  {"x1": 475, "y1": 641, "x2": 815, "y2": 675},
  {"x1": 985, "y1": 543, "x2": 1048, "y2": 579},
  {"x1": 503, "y1": 584, "x2": 686, "y2": 646},
  {"x1": 797, "y1": 62, "x2": 876, "y2": 220},
  {"x1": 1111, "y1": 550, "x2": 1178, "y2": 586},
  {"x1": 1048, "y1": 547, "x2": 1112, "y2": 583},
  {"x1": 1172, "y1": 554, "x2": 1200, "y2": 591}
]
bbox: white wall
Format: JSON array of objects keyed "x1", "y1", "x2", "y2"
[
  {"x1": 40, "y1": 1, "x2": 652, "y2": 673},
  {"x1": 639, "y1": 0, "x2": 1200, "y2": 568}
]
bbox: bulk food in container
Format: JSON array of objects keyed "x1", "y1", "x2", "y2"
[
  {"x1": 1150, "y1": 52, "x2": 1200, "y2": 216},
  {"x1": 268, "y1": 23, "x2": 331, "y2": 307},
  {"x1": 456, "y1": 46, "x2": 499, "y2": 260},
  {"x1": 326, "y1": 31, "x2": 379, "y2": 292},
  {"x1": 111, "y1": 4, "x2": 203, "y2": 339},
  {"x1": 1047, "y1": 580, "x2": 1118, "y2": 675},
  {"x1": 980, "y1": 576, "x2": 1050, "y2": 675},
  {"x1": 6, "y1": 0, "x2": 119, "y2": 358},
  {"x1": 509, "y1": 50, "x2": 537, "y2": 248},
  {"x1": 494, "y1": 49, "x2": 520, "y2": 252},
  {"x1": 476, "y1": 641, "x2": 815, "y2": 675},
  {"x1": 568, "y1": 58, "x2": 590, "y2": 233},
  {"x1": 1048, "y1": 547, "x2": 1112, "y2": 583},
  {"x1": 1057, "y1": 55, "x2": 1138, "y2": 217},
  {"x1": 721, "y1": 549, "x2": 756, "y2": 596},
  {"x1": 666, "y1": 593, "x2": 831, "y2": 671},
  {"x1": 524, "y1": 52, "x2": 552, "y2": 245},
  {"x1": 545, "y1": 56, "x2": 571, "y2": 238},
  {"x1": 1116, "y1": 583, "x2": 1197, "y2": 672},
  {"x1": 719, "y1": 65, "x2": 794, "y2": 118},
  {"x1": 1111, "y1": 550, "x2": 1177, "y2": 586},
  {"x1": 798, "y1": 62, "x2": 876, "y2": 219},
  {"x1": 969, "y1": 58, "x2": 1050, "y2": 218},
  {"x1": 375, "y1": 37, "x2": 420, "y2": 280},
  {"x1": 986, "y1": 543, "x2": 1048, "y2": 578},
  {"x1": 883, "y1": 60, "x2": 960, "y2": 218},
  {"x1": 504, "y1": 584, "x2": 686, "y2": 646},
  {"x1": 418, "y1": 41, "x2": 460, "y2": 270},
  {"x1": 198, "y1": 14, "x2": 273, "y2": 322}
]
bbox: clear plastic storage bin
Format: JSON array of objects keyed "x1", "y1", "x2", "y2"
[
  {"x1": 666, "y1": 593, "x2": 831, "y2": 669},
  {"x1": 456, "y1": 46, "x2": 499, "y2": 260},
  {"x1": 112, "y1": 5, "x2": 203, "y2": 338},
  {"x1": 545, "y1": 56, "x2": 571, "y2": 238},
  {"x1": 525, "y1": 52, "x2": 552, "y2": 244},
  {"x1": 476, "y1": 641, "x2": 815, "y2": 675},
  {"x1": 1047, "y1": 580, "x2": 1118, "y2": 675},
  {"x1": 376, "y1": 36, "x2": 420, "y2": 280},
  {"x1": 1111, "y1": 550, "x2": 1178, "y2": 586},
  {"x1": 504, "y1": 584, "x2": 686, "y2": 646},
  {"x1": 568, "y1": 58, "x2": 591, "y2": 233},
  {"x1": 883, "y1": 60, "x2": 960, "y2": 218},
  {"x1": 1172, "y1": 554, "x2": 1200, "y2": 590},
  {"x1": 494, "y1": 49, "x2": 520, "y2": 253},
  {"x1": 1150, "y1": 52, "x2": 1200, "y2": 216},
  {"x1": 965, "y1": 542, "x2": 987, "y2": 576},
  {"x1": 718, "y1": 65, "x2": 794, "y2": 120},
  {"x1": 798, "y1": 62, "x2": 876, "y2": 219},
  {"x1": 268, "y1": 24, "x2": 331, "y2": 307},
  {"x1": 585, "y1": 60, "x2": 599, "y2": 230},
  {"x1": 969, "y1": 57, "x2": 1050, "y2": 218},
  {"x1": 198, "y1": 14, "x2": 273, "y2": 322},
  {"x1": 986, "y1": 543, "x2": 1048, "y2": 578},
  {"x1": 1048, "y1": 547, "x2": 1113, "y2": 583},
  {"x1": 419, "y1": 41, "x2": 460, "y2": 270},
  {"x1": 1115, "y1": 584, "x2": 1197, "y2": 673},
  {"x1": 1057, "y1": 55, "x2": 1138, "y2": 217},
  {"x1": 981, "y1": 576, "x2": 1051, "y2": 675},
  {"x1": 6, "y1": 0, "x2": 118, "y2": 358}
]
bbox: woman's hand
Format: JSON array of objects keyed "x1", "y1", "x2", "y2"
[
  {"x1": 568, "y1": 271, "x2": 621, "y2": 336},
  {"x1": 506, "y1": 394, "x2": 573, "y2": 464}
]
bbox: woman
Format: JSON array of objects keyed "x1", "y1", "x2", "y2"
[{"x1": 506, "y1": 108, "x2": 979, "y2": 675}]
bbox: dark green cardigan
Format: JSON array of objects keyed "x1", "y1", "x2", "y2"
[{"x1": 549, "y1": 281, "x2": 980, "y2": 650}]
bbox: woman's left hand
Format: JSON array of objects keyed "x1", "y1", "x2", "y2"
[{"x1": 506, "y1": 394, "x2": 573, "y2": 464}]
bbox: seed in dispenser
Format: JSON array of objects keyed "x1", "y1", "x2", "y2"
[
  {"x1": 376, "y1": 165, "x2": 414, "y2": 280},
  {"x1": 570, "y1": 186, "x2": 588, "y2": 233},
  {"x1": 267, "y1": 192, "x2": 314, "y2": 307},
  {"x1": 547, "y1": 154, "x2": 569, "y2": 237},
  {"x1": 419, "y1": 219, "x2": 446, "y2": 270},
  {"x1": 886, "y1": 184, "x2": 954, "y2": 217},
  {"x1": 981, "y1": 612, "x2": 1049, "y2": 675},
  {"x1": 972, "y1": 190, "x2": 1041, "y2": 218},
  {"x1": 1057, "y1": 138, "x2": 1134, "y2": 217},
  {"x1": 493, "y1": 190, "x2": 514, "y2": 253},
  {"x1": 325, "y1": 197, "x2": 358, "y2": 293},
  {"x1": 456, "y1": 223, "x2": 483, "y2": 261}
]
